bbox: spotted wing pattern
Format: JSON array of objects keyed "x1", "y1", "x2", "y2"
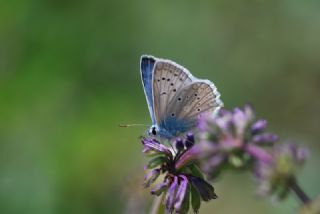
[
  {"x1": 152, "y1": 61, "x2": 192, "y2": 124},
  {"x1": 152, "y1": 60, "x2": 222, "y2": 136},
  {"x1": 167, "y1": 81, "x2": 221, "y2": 122}
]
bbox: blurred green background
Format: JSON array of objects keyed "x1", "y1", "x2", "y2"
[{"x1": 1, "y1": 0, "x2": 320, "y2": 213}]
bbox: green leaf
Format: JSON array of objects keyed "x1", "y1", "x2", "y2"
[
  {"x1": 147, "y1": 156, "x2": 167, "y2": 169},
  {"x1": 189, "y1": 176, "x2": 217, "y2": 201},
  {"x1": 188, "y1": 164, "x2": 204, "y2": 179},
  {"x1": 191, "y1": 185, "x2": 201, "y2": 214}
]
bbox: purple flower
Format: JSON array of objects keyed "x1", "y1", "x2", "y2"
[
  {"x1": 141, "y1": 134, "x2": 217, "y2": 214},
  {"x1": 174, "y1": 175, "x2": 190, "y2": 213},
  {"x1": 255, "y1": 143, "x2": 309, "y2": 200},
  {"x1": 142, "y1": 138, "x2": 172, "y2": 157},
  {"x1": 151, "y1": 178, "x2": 170, "y2": 196},
  {"x1": 197, "y1": 105, "x2": 279, "y2": 178},
  {"x1": 165, "y1": 176, "x2": 179, "y2": 213},
  {"x1": 144, "y1": 169, "x2": 160, "y2": 188}
]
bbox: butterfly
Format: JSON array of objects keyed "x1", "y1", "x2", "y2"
[{"x1": 140, "y1": 55, "x2": 223, "y2": 139}]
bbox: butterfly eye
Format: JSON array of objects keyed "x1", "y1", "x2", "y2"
[{"x1": 152, "y1": 127, "x2": 157, "y2": 135}]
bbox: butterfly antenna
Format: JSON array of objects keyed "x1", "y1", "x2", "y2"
[{"x1": 119, "y1": 124, "x2": 149, "y2": 128}]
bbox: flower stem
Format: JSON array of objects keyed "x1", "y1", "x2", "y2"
[
  {"x1": 290, "y1": 179, "x2": 311, "y2": 204},
  {"x1": 149, "y1": 194, "x2": 164, "y2": 214}
]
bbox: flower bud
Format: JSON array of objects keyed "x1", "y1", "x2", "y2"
[
  {"x1": 175, "y1": 138, "x2": 185, "y2": 151},
  {"x1": 185, "y1": 133, "x2": 195, "y2": 149}
]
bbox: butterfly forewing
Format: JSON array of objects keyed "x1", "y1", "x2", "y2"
[{"x1": 152, "y1": 61, "x2": 192, "y2": 125}]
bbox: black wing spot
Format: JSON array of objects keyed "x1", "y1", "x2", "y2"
[
  {"x1": 171, "y1": 113, "x2": 175, "y2": 117},
  {"x1": 167, "y1": 78, "x2": 170, "y2": 81},
  {"x1": 161, "y1": 92, "x2": 167, "y2": 95},
  {"x1": 178, "y1": 97, "x2": 182, "y2": 101},
  {"x1": 162, "y1": 77, "x2": 165, "y2": 80},
  {"x1": 173, "y1": 89, "x2": 176, "y2": 92},
  {"x1": 170, "y1": 83, "x2": 174, "y2": 86},
  {"x1": 179, "y1": 78, "x2": 183, "y2": 81},
  {"x1": 197, "y1": 97, "x2": 200, "y2": 100},
  {"x1": 174, "y1": 74, "x2": 178, "y2": 77},
  {"x1": 157, "y1": 79, "x2": 160, "y2": 82},
  {"x1": 194, "y1": 93, "x2": 198, "y2": 96},
  {"x1": 197, "y1": 108, "x2": 201, "y2": 111}
]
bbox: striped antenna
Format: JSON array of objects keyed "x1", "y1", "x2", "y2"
[{"x1": 119, "y1": 124, "x2": 149, "y2": 128}]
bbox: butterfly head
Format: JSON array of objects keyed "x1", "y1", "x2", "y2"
[
  {"x1": 148, "y1": 125, "x2": 159, "y2": 136},
  {"x1": 148, "y1": 125, "x2": 178, "y2": 139}
]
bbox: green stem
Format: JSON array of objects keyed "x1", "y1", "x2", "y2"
[
  {"x1": 290, "y1": 179, "x2": 311, "y2": 205},
  {"x1": 150, "y1": 194, "x2": 165, "y2": 214}
]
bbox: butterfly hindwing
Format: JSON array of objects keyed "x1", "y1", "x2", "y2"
[
  {"x1": 152, "y1": 59, "x2": 222, "y2": 137},
  {"x1": 161, "y1": 82, "x2": 221, "y2": 136},
  {"x1": 168, "y1": 81, "x2": 221, "y2": 122}
]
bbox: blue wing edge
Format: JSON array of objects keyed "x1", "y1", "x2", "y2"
[{"x1": 140, "y1": 55, "x2": 157, "y2": 125}]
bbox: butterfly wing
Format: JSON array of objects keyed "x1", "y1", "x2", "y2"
[
  {"x1": 152, "y1": 59, "x2": 223, "y2": 137},
  {"x1": 140, "y1": 55, "x2": 157, "y2": 124},
  {"x1": 152, "y1": 60, "x2": 193, "y2": 124},
  {"x1": 167, "y1": 81, "x2": 222, "y2": 121}
]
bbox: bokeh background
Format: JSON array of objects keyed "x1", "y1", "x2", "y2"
[{"x1": 1, "y1": 0, "x2": 320, "y2": 213}]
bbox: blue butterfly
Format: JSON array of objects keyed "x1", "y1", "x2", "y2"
[{"x1": 141, "y1": 55, "x2": 223, "y2": 139}]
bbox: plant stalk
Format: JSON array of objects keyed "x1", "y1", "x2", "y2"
[
  {"x1": 150, "y1": 194, "x2": 164, "y2": 214},
  {"x1": 290, "y1": 179, "x2": 311, "y2": 204}
]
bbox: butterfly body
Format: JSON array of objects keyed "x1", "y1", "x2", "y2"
[{"x1": 141, "y1": 55, "x2": 223, "y2": 139}]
